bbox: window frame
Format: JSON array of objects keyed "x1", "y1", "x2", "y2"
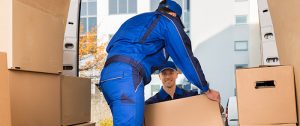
[{"x1": 234, "y1": 40, "x2": 248, "y2": 51}]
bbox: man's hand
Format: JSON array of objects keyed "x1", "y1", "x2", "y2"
[{"x1": 204, "y1": 89, "x2": 221, "y2": 103}]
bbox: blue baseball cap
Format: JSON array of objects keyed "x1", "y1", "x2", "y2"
[
  {"x1": 159, "y1": 61, "x2": 177, "y2": 73},
  {"x1": 158, "y1": 0, "x2": 182, "y2": 17}
]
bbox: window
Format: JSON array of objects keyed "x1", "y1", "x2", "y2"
[
  {"x1": 109, "y1": 0, "x2": 137, "y2": 15},
  {"x1": 88, "y1": 2, "x2": 97, "y2": 15},
  {"x1": 128, "y1": 0, "x2": 137, "y2": 13},
  {"x1": 234, "y1": 41, "x2": 248, "y2": 51},
  {"x1": 80, "y1": 18, "x2": 87, "y2": 34},
  {"x1": 80, "y1": 1, "x2": 97, "y2": 35},
  {"x1": 150, "y1": 0, "x2": 160, "y2": 11},
  {"x1": 235, "y1": 15, "x2": 247, "y2": 24},
  {"x1": 80, "y1": 2, "x2": 87, "y2": 16},
  {"x1": 88, "y1": 17, "x2": 97, "y2": 32}
]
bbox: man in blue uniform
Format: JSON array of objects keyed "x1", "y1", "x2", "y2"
[
  {"x1": 99, "y1": 0, "x2": 220, "y2": 125},
  {"x1": 145, "y1": 61, "x2": 224, "y2": 113},
  {"x1": 145, "y1": 61, "x2": 198, "y2": 104}
]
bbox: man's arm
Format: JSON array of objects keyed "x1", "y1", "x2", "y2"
[{"x1": 161, "y1": 14, "x2": 220, "y2": 102}]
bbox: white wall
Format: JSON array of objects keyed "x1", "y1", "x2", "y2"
[
  {"x1": 248, "y1": 0, "x2": 261, "y2": 67},
  {"x1": 190, "y1": 0, "x2": 260, "y2": 107}
]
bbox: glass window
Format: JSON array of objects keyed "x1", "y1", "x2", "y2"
[
  {"x1": 234, "y1": 41, "x2": 248, "y2": 51},
  {"x1": 109, "y1": 0, "x2": 137, "y2": 15},
  {"x1": 235, "y1": 15, "x2": 247, "y2": 24},
  {"x1": 81, "y1": 2, "x2": 87, "y2": 16},
  {"x1": 109, "y1": 0, "x2": 118, "y2": 14},
  {"x1": 150, "y1": 0, "x2": 160, "y2": 11},
  {"x1": 119, "y1": 0, "x2": 127, "y2": 14},
  {"x1": 88, "y1": 2, "x2": 97, "y2": 15},
  {"x1": 128, "y1": 0, "x2": 137, "y2": 13},
  {"x1": 80, "y1": 18, "x2": 87, "y2": 35},
  {"x1": 88, "y1": 17, "x2": 97, "y2": 32}
]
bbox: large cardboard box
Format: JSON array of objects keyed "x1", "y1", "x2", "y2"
[
  {"x1": 0, "y1": 0, "x2": 70, "y2": 74},
  {"x1": 144, "y1": 95, "x2": 223, "y2": 126},
  {"x1": 0, "y1": 52, "x2": 91, "y2": 126},
  {"x1": 61, "y1": 76, "x2": 91, "y2": 126},
  {"x1": 267, "y1": 0, "x2": 300, "y2": 123},
  {"x1": 236, "y1": 66, "x2": 297, "y2": 125}
]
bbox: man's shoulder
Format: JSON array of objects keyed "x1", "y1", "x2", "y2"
[{"x1": 145, "y1": 93, "x2": 161, "y2": 105}]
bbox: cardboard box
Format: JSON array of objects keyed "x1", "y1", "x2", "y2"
[
  {"x1": 0, "y1": 53, "x2": 12, "y2": 126},
  {"x1": 0, "y1": 52, "x2": 61, "y2": 126},
  {"x1": 267, "y1": 0, "x2": 300, "y2": 123},
  {"x1": 61, "y1": 76, "x2": 91, "y2": 125},
  {"x1": 144, "y1": 95, "x2": 223, "y2": 126},
  {"x1": 72, "y1": 122, "x2": 96, "y2": 126},
  {"x1": 0, "y1": 0, "x2": 70, "y2": 74},
  {"x1": 0, "y1": 52, "x2": 91, "y2": 126},
  {"x1": 236, "y1": 66, "x2": 297, "y2": 125}
]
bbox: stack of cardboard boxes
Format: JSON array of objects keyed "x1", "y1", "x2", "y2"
[
  {"x1": 0, "y1": 0, "x2": 95, "y2": 125},
  {"x1": 267, "y1": 0, "x2": 300, "y2": 124},
  {"x1": 236, "y1": 0, "x2": 300, "y2": 125}
]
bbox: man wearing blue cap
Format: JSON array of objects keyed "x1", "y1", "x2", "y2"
[
  {"x1": 145, "y1": 61, "x2": 198, "y2": 104},
  {"x1": 99, "y1": 0, "x2": 220, "y2": 126}
]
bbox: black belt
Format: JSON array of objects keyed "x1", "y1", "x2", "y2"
[{"x1": 104, "y1": 55, "x2": 150, "y2": 84}]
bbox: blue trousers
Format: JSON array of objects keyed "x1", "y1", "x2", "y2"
[{"x1": 99, "y1": 62, "x2": 145, "y2": 126}]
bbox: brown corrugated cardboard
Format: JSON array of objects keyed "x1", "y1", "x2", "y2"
[
  {"x1": 0, "y1": 52, "x2": 12, "y2": 126},
  {"x1": 267, "y1": 0, "x2": 300, "y2": 123},
  {"x1": 144, "y1": 95, "x2": 223, "y2": 126},
  {"x1": 236, "y1": 66, "x2": 297, "y2": 125},
  {"x1": 9, "y1": 69, "x2": 61, "y2": 126},
  {"x1": 0, "y1": 52, "x2": 61, "y2": 126},
  {"x1": 61, "y1": 76, "x2": 91, "y2": 125},
  {"x1": 0, "y1": 52, "x2": 91, "y2": 126},
  {"x1": 0, "y1": 0, "x2": 70, "y2": 74},
  {"x1": 72, "y1": 122, "x2": 96, "y2": 126}
]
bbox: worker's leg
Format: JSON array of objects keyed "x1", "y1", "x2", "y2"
[{"x1": 99, "y1": 62, "x2": 145, "y2": 126}]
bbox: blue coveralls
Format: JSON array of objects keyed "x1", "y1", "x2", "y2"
[
  {"x1": 145, "y1": 86, "x2": 198, "y2": 105},
  {"x1": 99, "y1": 10, "x2": 209, "y2": 126}
]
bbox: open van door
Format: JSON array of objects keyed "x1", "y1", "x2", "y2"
[{"x1": 63, "y1": 0, "x2": 81, "y2": 76}]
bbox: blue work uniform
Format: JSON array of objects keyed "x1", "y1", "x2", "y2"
[
  {"x1": 145, "y1": 86, "x2": 198, "y2": 105},
  {"x1": 99, "y1": 10, "x2": 209, "y2": 126}
]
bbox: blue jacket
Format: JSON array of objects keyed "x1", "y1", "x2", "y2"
[
  {"x1": 145, "y1": 86, "x2": 198, "y2": 104},
  {"x1": 106, "y1": 10, "x2": 209, "y2": 92}
]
